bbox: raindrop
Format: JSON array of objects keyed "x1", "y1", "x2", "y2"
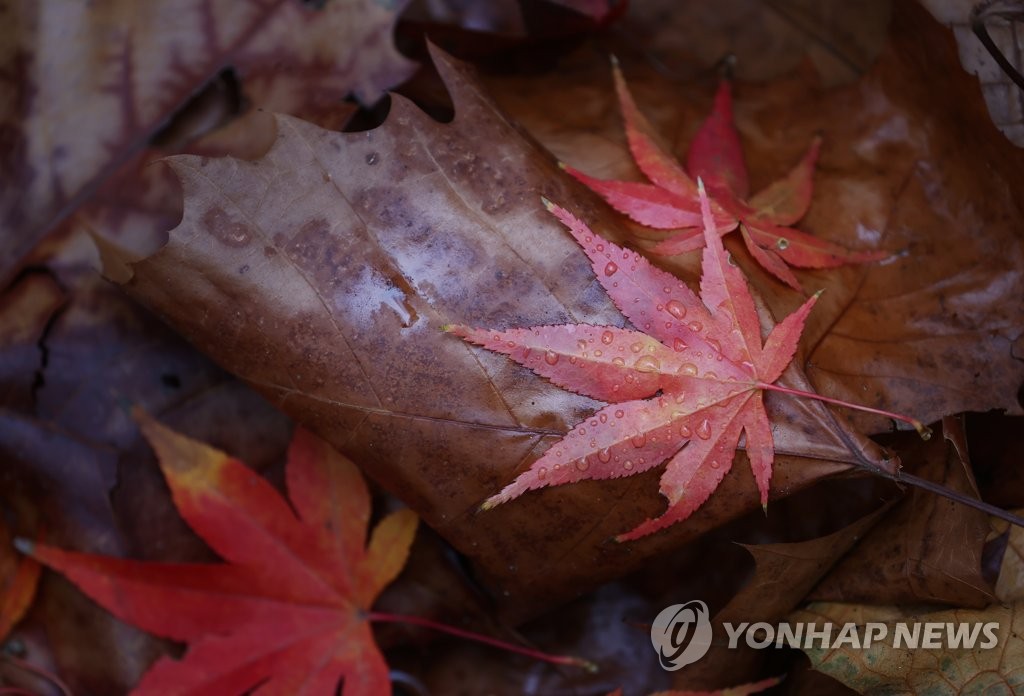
[
  {"x1": 630, "y1": 432, "x2": 646, "y2": 448},
  {"x1": 544, "y1": 351, "x2": 559, "y2": 365},
  {"x1": 678, "y1": 363, "x2": 698, "y2": 376},
  {"x1": 705, "y1": 371, "x2": 718, "y2": 380},
  {"x1": 579, "y1": 427, "x2": 587, "y2": 436},
  {"x1": 596, "y1": 244, "x2": 605, "y2": 252},
  {"x1": 599, "y1": 413, "x2": 608, "y2": 423},
  {"x1": 665, "y1": 300, "x2": 687, "y2": 320},
  {"x1": 623, "y1": 460, "x2": 634, "y2": 471},
  {"x1": 674, "y1": 393, "x2": 686, "y2": 404},
  {"x1": 576, "y1": 459, "x2": 590, "y2": 472},
  {"x1": 598, "y1": 449, "x2": 612, "y2": 463},
  {"x1": 776, "y1": 238, "x2": 790, "y2": 250},
  {"x1": 615, "y1": 409, "x2": 625, "y2": 418},
  {"x1": 673, "y1": 338, "x2": 688, "y2": 352},
  {"x1": 710, "y1": 460, "x2": 720, "y2": 469},
  {"x1": 707, "y1": 338, "x2": 722, "y2": 354},
  {"x1": 604, "y1": 262, "x2": 618, "y2": 276},
  {"x1": 663, "y1": 286, "x2": 671, "y2": 294},
  {"x1": 594, "y1": 349, "x2": 603, "y2": 357},
  {"x1": 696, "y1": 419, "x2": 712, "y2": 439},
  {"x1": 679, "y1": 423, "x2": 692, "y2": 437},
  {"x1": 612, "y1": 357, "x2": 626, "y2": 366},
  {"x1": 577, "y1": 339, "x2": 589, "y2": 351},
  {"x1": 630, "y1": 342, "x2": 644, "y2": 353},
  {"x1": 634, "y1": 355, "x2": 661, "y2": 373},
  {"x1": 538, "y1": 467, "x2": 548, "y2": 479},
  {"x1": 506, "y1": 341, "x2": 516, "y2": 348},
  {"x1": 601, "y1": 330, "x2": 614, "y2": 345},
  {"x1": 688, "y1": 321, "x2": 703, "y2": 332}
]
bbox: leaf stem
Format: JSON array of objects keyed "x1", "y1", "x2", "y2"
[
  {"x1": 757, "y1": 382, "x2": 931, "y2": 439},
  {"x1": 366, "y1": 612, "x2": 597, "y2": 673}
]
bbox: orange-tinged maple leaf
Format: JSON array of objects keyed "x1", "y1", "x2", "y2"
[
  {"x1": 17, "y1": 411, "x2": 418, "y2": 695},
  {"x1": 564, "y1": 60, "x2": 887, "y2": 290},
  {"x1": 450, "y1": 185, "x2": 925, "y2": 541},
  {"x1": 0, "y1": 519, "x2": 40, "y2": 643}
]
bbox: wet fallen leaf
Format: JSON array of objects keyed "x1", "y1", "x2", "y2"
[
  {"x1": 811, "y1": 417, "x2": 993, "y2": 607},
  {"x1": 485, "y1": 1, "x2": 1024, "y2": 433},
  {"x1": 449, "y1": 190, "x2": 831, "y2": 540},
  {"x1": 112, "y1": 44, "x2": 887, "y2": 618},
  {"x1": 22, "y1": 413, "x2": 418, "y2": 694},
  {"x1": 789, "y1": 601, "x2": 1024, "y2": 695},
  {"x1": 565, "y1": 64, "x2": 886, "y2": 289},
  {"x1": 677, "y1": 504, "x2": 890, "y2": 689},
  {"x1": 0, "y1": 0, "x2": 415, "y2": 283}
]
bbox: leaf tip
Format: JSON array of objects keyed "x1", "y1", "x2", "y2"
[
  {"x1": 13, "y1": 537, "x2": 33, "y2": 556},
  {"x1": 540, "y1": 196, "x2": 554, "y2": 211},
  {"x1": 917, "y1": 423, "x2": 933, "y2": 441},
  {"x1": 556, "y1": 160, "x2": 567, "y2": 171},
  {"x1": 479, "y1": 499, "x2": 497, "y2": 512},
  {"x1": 812, "y1": 288, "x2": 825, "y2": 299},
  {"x1": 609, "y1": 53, "x2": 619, "y2": 68}
]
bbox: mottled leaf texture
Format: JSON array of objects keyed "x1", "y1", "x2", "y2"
[
  {"x1": 451, "y1": 188, "x2": 821, "y2": 540},
  {"x1": 790, "y1": 602, "x2": 1024, "y2": 695},
  {"x1": 20, "y1": 413, "x2": 418, "y2": 696},
  {"x1": 116, "y1": 45, "x2": 887, "y2": 621},
  {"x1": 564, "y1": 62, "x2": 887, "y2": 290},
  {"x1": 0, "y1": 0, "x2": 414, "y2": 283}
]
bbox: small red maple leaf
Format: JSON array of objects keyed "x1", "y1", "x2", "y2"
[
  {"x1": 449, "y1": 185, "x2": 924, "y2": 540},
  {"x1": 563, "y1": 59, "x2": 887, "y2": 290},
  {"x1": 17, "y1": 412, "x2": 418, "y2": 695}
]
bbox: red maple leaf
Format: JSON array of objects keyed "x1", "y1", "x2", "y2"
[
  {"x1": 449, "y1": 186, "x2": 924, "y2": 541},
  {"x1": 17, "y1": 412, "x2": 418, "y2": 695},
  {"x1": 564, "y1": 60, "x2": 888, "y2": 290}
]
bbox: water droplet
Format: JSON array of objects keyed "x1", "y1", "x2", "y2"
[
  {"x1": 601, "y1": 330, "x2": 614, "y2": 345},
  {"x1": 679, "y1": 423, "x2": 692, "y2": 437},
  {"x1": 612, "y1": 357, "x2": 626, "y2": 366},
  {"x1": 630, "y1": 432, "x2": 646, "y2": 448},
  {"x1": 634, "y1": 355, "x2": 661, "y2": 373},
  {"x1": 688, "y1": 321, "x2": 703, "y2": 333},
  {"x1": 594, "y1": 349, "x2": 603, "y2": 357},
  {"x1": 506, "y1": 341, "x2": 516, "y2": 348},
  {"x1": 705, "y1": 371, "x2": 718, "y2": 380},
  {"x1": 776, "y1": 238, "x2": 790, "y2": 250},
  {"x1": 666, "y1": 300, "x2": 687, "y2": 320},
  {"x1": 523, "y1": 348, "x2": 532, "y2": 360},
  {"x1": 544, "y1": 350, "x2": 559, "y2": 365},
  {"x1": 673, "y1": 338, "x2": 688, "y2": 352},
  {"x1": 674, "y1": 392, "x2": 686, "y2": 404},
  {"x1": 615, "y1": 409, "x2": 625, "y2": 418},
  {"x1": 598, "y1": 448, "x2": 612, "y2": 463},
  {"x1": 577, "y1": 339, "x2": 588, "y2": 352},
  {"x1": 696, "y1": 419, "x2": 712, "y2": 439},
  {"x1": 568, "y1": 356, "x2": 577, "y2": 365},
  {"x1": 590, "y1": 420, "x2": 598, "y2": 427},
  {"x1": 538, "y1": 467, "x2": 547, "y2": 479},
  {"x1": 596, "y1": 244, "x2": 604, "y2": 252},
  {"x1": 741, "y1": 361, "x2": 755, "y2": 373},
  {"x1": 630, "y1": 342, "x2": 643, "y2": 353},
  {"x1": 727, "y1": 253, "x2": 738, "y2": 267},
  {"x1": 576, "y1": 459, "x2": 589, "y2": 472},
  {"x1": 579, "y1": 427, "x2": 587, "y2": 435},
  {"x1": 599, "y1": 413, "x2": 608, "y2": 423},
  {"x1": 707, "y1": 338, "x2": 722, "y2": 354},
  {"x1": 678, "y1": 363, "x2": 698, "y2": 376},
  {"x1": 710, "y1": 460, "x2": 720, "y2": 469},
  {"x1": 604, "y1": 262, "x2": 618, "y2": 276},
  {"x1": 365, "y1": 152, "x2": 379, "y2": 165},
  {"x1": 623, "y1": 460, "x2": 634, "y2": 471}
]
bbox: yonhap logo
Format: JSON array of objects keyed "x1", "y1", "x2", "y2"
[{"x1": 650, "y1": 600, "x2": 713, "y2": 670}]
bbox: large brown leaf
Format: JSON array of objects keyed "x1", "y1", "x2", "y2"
[
  {"x1": 0, "y1": 0, "x2": 414, "y2": 283},
  {"x1": 113, "y1": 45, "x2": 886, "y2": 621},
  {"x1": 485, "y1": 0, "x2": 1024, "y2": 434}
]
